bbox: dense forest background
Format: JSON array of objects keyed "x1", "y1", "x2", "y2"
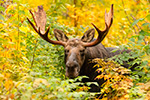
[{"x1": 0, "y1": 0, "x2": 150, "y2": 99}]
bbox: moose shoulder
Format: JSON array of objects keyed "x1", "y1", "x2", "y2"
[{"x1": 27, "y1": 4, "x2": 133, "y2": 92}]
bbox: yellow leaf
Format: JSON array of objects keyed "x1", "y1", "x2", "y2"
[
  {"x1": 93, "y1": 64, "x2": 99, "y2": 68},
  {"x1": 4, "y1": 80, "x2": 14, "y2": 90},
  {"x1": 15, "y1": 81, "x2": 22, "y2": 88},
  {"x1": 96, "y1": 75, "x2": 103, "y2": 79},
  {"x1": 101, "y1": 97, "x2": 108, "y2": 100}
]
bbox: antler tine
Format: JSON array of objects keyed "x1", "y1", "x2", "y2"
[
  {"x1": 82, "y1": 4, "x2": 113, "y2": 47},
  {"x1": 27, "y1": 17, "x2": 38, "y2": 33},
  {"x1": 29, "y1": 10, "x2": 37, "y2": 27},
  {"x1": 27, "y1": 6, "x2": 66, "y2": 46}
]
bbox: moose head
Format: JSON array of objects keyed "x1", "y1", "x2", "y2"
[{"x1": 27, "y1": 4, "x2": 113, "y2": 78}]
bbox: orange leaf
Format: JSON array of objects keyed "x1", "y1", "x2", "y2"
[
  {"x1": 4, "y1": 80, "x2": 14, "y2": 90},
  {"x1": 10, "y1": 93, "x2": 15, "y2": 99}
]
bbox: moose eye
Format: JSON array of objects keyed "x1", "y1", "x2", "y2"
[
  {"x1": 80, "y1": 50, "x2": 85, "y2": 53},
  {"x1": 80, "y1": 50, "x2": 85, "y2": 56},
  {"x1": 65, "y1": 50, "x2": 69, "y2": 54}
]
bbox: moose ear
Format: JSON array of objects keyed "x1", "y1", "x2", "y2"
[
  {"x1": 81, "y1": 28, "x2": 95, "y2": 42},
  {"x1": 54, "y1": 29, "x2": 69, "y2": 42}
]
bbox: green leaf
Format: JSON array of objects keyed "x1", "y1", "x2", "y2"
[
  {"x1": 19, "y1": 10, "x2": 25, "y2": 15},
  {"x1": 146, "y1": 14, "x2": 150, "y2": 21},
  {"x1": 86, "y1": 82, "x2": 99, "y2": 87},
  {"x1": 0, "y1": 6, "x2": 5, "y2": 12},
  {"x1": 111, "y1": 49, "x2": 119, "y2": 53},
  {"x1": 139, "y1": 30, "x2": 150, "y2": 36},
  {"x1": 0, "y1": 14, "x2": 4, "y2": 21},
  {"x1": 129, "y1": 37, "x2": 135, "y2": 42},
  {"x1": 139, "y1": 30, "x2": 145, "y2": 35},
  {"x1": 131, "y1": 18, "x2": 144, "y2": 26},
  {"x1": 142, "y1": 23, "x2": 150, "y2": 26}
]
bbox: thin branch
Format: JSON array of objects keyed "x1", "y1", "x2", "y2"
[
  {"x1": 17, "y1": 2, "x2": 20, "y2": 50},
  {"x1": 74, "y1": 0, "x2": 77, "y2": 27},
  {"x1": 130, "y1": 14, "x2": 141, "y2": 30},
  {"x1": 130, "y1": 14, "x2": 147, "y2": 45},
  {"x1": 16, "y1": 2, "x2": 20, "y2": 67},
  {"x1": 122, "y1": 0, "x2": 137, "y2": 34},
  {"x1": 31, "y1": 40, "x2": 38, "y2": 68}
]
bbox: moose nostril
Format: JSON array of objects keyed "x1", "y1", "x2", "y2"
[
  {"x1": 66, "y1": 63, "x2": 77, "y2": 68},
  {"x1": 73, "y1": 59, "x2": 76, "y2": 61},
  {"x1": 66, "y1": 60, "x2": 78, "y2": 67}
]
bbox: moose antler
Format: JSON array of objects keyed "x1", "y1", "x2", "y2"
[
  {"x1": 82, "y1": 4, "x2": 113, "y2": 47},
  {"x1": 27, "y1": 6, "x2": 65, "y2": 46}
]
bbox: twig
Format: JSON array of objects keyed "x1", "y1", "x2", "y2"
[
  {"x1": 122, "y1": 0, "x2": 137, "y2": 34},
  {"x1": 130, "y1": 14, "x2": 147, "y2": 45},
  {"x1": 16, "y1": 2, "x2": 20, "y2": 66},
  {"x1": 17, "y1": 2, "x2": 20, "y2": 50},
  {"x1": 130, "y1": 14, "x2": 141, "y2": 30},
  {"x1": 74, "y1": 0, "x2": 77, "y2": 27},
  {"x1": 31, "y1": 40, "x2": 38, "y2": 68}
]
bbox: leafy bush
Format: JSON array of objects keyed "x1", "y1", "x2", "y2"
[
  {"x1": 0, "y1": 0, "x2": 149, "y2": 100},
  {"x1": 93, "y1": 59, "x2": 132, "y2": 99},
  {"x1": 94, "y1": 16, "x2": 150, "y2": 99}
]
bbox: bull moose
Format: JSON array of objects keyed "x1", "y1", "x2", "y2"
[{"x1": 27, "y1": 4, "x2": 134, "y2": 92}]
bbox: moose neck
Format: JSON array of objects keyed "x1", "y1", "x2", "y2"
[{"x1": 79, "y1": 43, "x2": 110, "y2": 79}]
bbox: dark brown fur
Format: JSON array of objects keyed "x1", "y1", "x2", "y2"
[
  {"x1": 78, "y1": 43, "x2": 135, "y2": 92},
  {"x1": 79, "y1": 43, "x2": 110, "y2": 92}
]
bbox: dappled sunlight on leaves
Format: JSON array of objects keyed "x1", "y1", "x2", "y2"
[
  {"x1": 0, "y1": 0, "x2": 149, "y2": 99},
  {"x1": 93, "y1": 59, "x2": 133, "y2": 99}
]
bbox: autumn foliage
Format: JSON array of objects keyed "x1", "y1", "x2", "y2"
[{"x1": 0, "y1": 0, "x2": 150, "y2": 99}]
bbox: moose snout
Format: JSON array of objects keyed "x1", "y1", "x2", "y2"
[
  {"x1": 65, "y1": 60, "x2": 80, "y2": 78},
  {"x1": 66, "y1": 60, "x2": 78, "y2": 68}
]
